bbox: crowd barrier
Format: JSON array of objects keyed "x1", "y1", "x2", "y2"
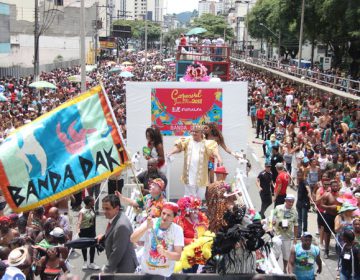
[
  {"x1": 231, "y1": 55, "x2": 360, "y2": 95},
  {"x1": 90, "y1": 273, "x2": 296, "y2": 280},
  {"x1": 231, "y1": 57, "x2": 360, "y2": 100}
]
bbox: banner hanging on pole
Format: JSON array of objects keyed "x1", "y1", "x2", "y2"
[
  {"x1": 151, "y1": 88, "x2": 223, "y2": 136},
  {"x1": 0, "y1": 85, "x2": 129, "y2": 213}
]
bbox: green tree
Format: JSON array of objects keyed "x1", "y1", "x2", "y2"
[
  {"x1": 316, "y1": 0, "x2": 360, "y2": 75},
  {"x1": 163, "y1": 27, "x2": 187, "y2": 51},
  {"x1": 248, "y1": 0, "x2": 360, "y2": 76},
  {"x1": 190, "y1": 13, "x2": 234, "y2": 41},
  {"x1": 112, "y1": 19, "x2": 161, "y2": 48},
  {"x1": 248, "y1": 0, "x2": 300, "y2": 60}
]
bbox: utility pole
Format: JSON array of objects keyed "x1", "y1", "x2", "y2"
[
  {"x1": 80, "y1": 0, "x2": 86, "y2": 92},
  {"x1": 298, "y1": 0, "x2": 305, "y2": 68},
  {"x1": 278, "y1": 30, "x2": 281, "y2": 66},
  {"x1": 109, "y1": 0, "x2": 114, "y2": 37},
  {"x1": 94, "y1": 2, "x2": 99, "y2": 65},
  {"x1": 144, "y1": 2, "x2": 148, "y2": 73},
  {"x1": 33, "y1": 0, "x2": 39, "y2": 81},
  {"x1": 245, "y1": 0, "x2": 250, "y2": 58}
]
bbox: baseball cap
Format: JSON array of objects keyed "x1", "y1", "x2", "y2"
[
  {"x1": 302, "y1": 232, "x2": 312, "y2": 238},
  {"x1": 265, "y1": 162, "x2": 271, "y2": 167},
  {"x1": 49, "y1": 227, "x2": 65, "y2": 238},
  {"x1": 285, "y1": 194, "x2": 295, "y2": 200}
]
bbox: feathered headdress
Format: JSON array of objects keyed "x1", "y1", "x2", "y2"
[{"x1": 183, "y1": 62, "x2": 210, "y2": 82}]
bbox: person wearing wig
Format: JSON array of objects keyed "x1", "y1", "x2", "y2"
[
  {"x1": 116, "y1": 178, "x2": 166, "y2": 220},
  {"x1": 174, "y1": 196, "x2": 209, "y2": 273},
  {"x1": 203, "y1": 122, "x2": 240, "y2": 183},
  {"x1": 206, "y1": 166, "x2": 237, "y2": 233}
]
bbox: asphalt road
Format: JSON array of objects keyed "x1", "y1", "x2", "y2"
[{"x1": 66, "y1": 117, "x2": 339, "y2": 280}]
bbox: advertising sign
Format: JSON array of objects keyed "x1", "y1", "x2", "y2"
[{"x1": 151, "y1": 88, "x2": 222, "y2": 136}]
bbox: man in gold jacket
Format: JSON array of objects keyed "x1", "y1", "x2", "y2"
[{"x1": 168, "y1": 125, "x2": 222, "y2": 199}]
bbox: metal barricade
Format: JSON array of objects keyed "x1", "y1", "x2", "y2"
[
  {"x1": 235, "y1": 167, "x2": 283, "y2": 274},
  {"x1": 231, "y1": 55, "x2": 360, "y2": 95}
]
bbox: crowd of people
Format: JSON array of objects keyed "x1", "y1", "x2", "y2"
[
  {"x1": 235, "y1": 64, "x2": 360, "y2": 279},
  {"x1": 0, "y1": 50, "x2": 359, "y2": 280}
]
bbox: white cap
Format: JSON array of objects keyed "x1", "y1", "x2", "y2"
[{"x1": 50, "y1": 227, "x2": 64, "y2": 238}]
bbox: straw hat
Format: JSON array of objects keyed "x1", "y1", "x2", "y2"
[{"x1": 7, "y1": 247, "x2": 28, "y2": 267}]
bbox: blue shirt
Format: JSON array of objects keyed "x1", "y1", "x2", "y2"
[
  {"x1": 294, "y1": 243, "x2": 320, "y2": 280},
  {"x1": 264, "y1": 140, "x2": 280, "y2": 160}
]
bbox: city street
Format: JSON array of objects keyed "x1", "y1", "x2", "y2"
[{"x1": 67, "y1": 117, "x2": 339, "y2": 280}]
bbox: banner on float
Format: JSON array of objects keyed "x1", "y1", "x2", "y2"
[
  {"x1": 0, "y1": 85, "x2": 128, "y2": 213},
  {"x1": 151, "y1": 88, "x2": 222, "y2": 136}
]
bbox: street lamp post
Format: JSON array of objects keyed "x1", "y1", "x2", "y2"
[
  {"x1": 244, "y1": 0, "x2": 250, "y2": 59},
  {"x1": 259, "y1": 23, "x2": 281, "y2": 65},
  {"x1": 298, "y1": 0, "x2": 305, "y2": 68}
]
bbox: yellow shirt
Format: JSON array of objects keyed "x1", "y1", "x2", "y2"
[{"x1": 175, "y1": 137, "x2": 218, "y2": 187}]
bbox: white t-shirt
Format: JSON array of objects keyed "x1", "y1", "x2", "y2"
[
  {"x1": 318, "y1": 156, "x2": 328, "y2": 170},
  {"x1": 291, "y1": 151, "x2": 304, "y2": 170},
  {"x1": 285, "y1": 94, "x2": 293, "y2": 107},
  {"x1": 188, "y1": 140, "x2": 202, "y2": 186},
  {"x1": 141, "y1": 218, "x2": 184, "y2": 277}
]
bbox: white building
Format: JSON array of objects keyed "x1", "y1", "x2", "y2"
[
  {"x1": 198, "y1": 0, "x2": 223, "y2": 17},
  {"x1": 114, "y1": 0, "x2": 165, "y2": 22},
  {"x1": 0, "y1": 1, "x2": 97, "y2": 67},
  {"x1": 227, "y1": 0, "x2": 258, "y2": 53}
]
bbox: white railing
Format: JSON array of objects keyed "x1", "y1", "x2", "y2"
[
  {"x1": 235, "y1": 166, "x2": 283, "y2": 274},
  {"x1": 231, "y1": 56, "x2": 360, "y2": 96}
]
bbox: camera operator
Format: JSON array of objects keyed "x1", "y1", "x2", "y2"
[{"x1": 272, "y1": 194, "x2": 298, "y2": 274}]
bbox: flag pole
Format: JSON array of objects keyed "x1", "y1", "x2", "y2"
[{"x1": 99, "y1": 83, "x2": 144, "y2": 200}]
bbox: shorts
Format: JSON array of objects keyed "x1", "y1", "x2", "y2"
[
  {"x1": 281, "y1": 239, "x2": 292, "y2": 261},
  {"x1": 317, "y1": 212, "x2": 326, "y2": 228},
  {"x1": 208, "y1": 161, "x2": 215, "y2": 170},
  {"x1": 323, "y1": 213, "x2": 336, "y2": 233}
]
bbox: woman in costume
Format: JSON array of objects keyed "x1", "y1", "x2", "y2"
[
  {"x1": 144, "y1": 126, "x2": 165, "y2": 168},
  {"x1": 206, "y1": 181, "x2": 237, "y2": 233},
  {"x1": 203, "y1": 122, "x2": 240, "y2": 182},
  {"x1": 174, "y1": 196, "x2": 209, "y2": 272}
]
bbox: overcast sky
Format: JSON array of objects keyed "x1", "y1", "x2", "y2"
[{"x1": 166, "y1": 0, "x2": 199, "y2": 14}]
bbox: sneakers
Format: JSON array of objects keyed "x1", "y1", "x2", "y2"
[
  {"x1": 82, "y1": 263, "x2": 88, "y2": 270},
  {"x1": 88, "y1": 263, "x2": 100, "y2": 270}
]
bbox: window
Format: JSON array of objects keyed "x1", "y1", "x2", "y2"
[{"x1": 54, "y1": 0, "x2": 63, "y2": 6}]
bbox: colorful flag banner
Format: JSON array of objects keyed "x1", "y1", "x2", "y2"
[
  {"x1": 0, "y1": 85, "x2": 128, "y2": 213},
  {"x1": 151, "y1": 88, "x2": 223, "y2": 136}
]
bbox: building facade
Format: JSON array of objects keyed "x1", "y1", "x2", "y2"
[
  {"x1": 114, "y1": 0, "x2": 165, "y2": 22},
  {"x1": 0, "y1": 1, "x2": 96, "y2": 67},
  {"x1": 198, "y1": 0, "x2": 223, "y2": 17}
]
